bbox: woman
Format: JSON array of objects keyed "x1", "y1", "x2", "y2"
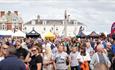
[
  {"x1": 0, "y1": 44, "x2": 8, "y2": 61},
  {"x1": 43, "y1": 46, "x2": 54, "y2": 70},
  {"x1": 79, "y1": 43, "x2": 91, "y2": 70},
  {"x1": 25, "y1": 44, "x2": 43, "y2": 70}
]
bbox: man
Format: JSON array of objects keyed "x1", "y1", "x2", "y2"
[
  {"x1": 90, "y1": 44, "x2": 111, "y2": 70},
  {"x1": 0, "y1": 46, "x2": 26, "y2": 70}
]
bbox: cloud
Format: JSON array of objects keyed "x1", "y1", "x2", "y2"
[{"x1": 0, "y1": 0, "x2": 114, "y2": 33}]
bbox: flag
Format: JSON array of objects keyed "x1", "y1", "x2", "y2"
[{"x1": 111, "y1": 22, "x2": 115, "y2": 38}]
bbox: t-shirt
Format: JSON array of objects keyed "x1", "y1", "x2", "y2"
[
  {"x1": 98, "y1": 53, "x2": 106, "y2": 64},
  {"x1": 70, "y1": 51, "x2": 81, "y2": 66},
  {"x1": 80, "y1": 52, "x2": 91, "y2": 62},
  {"x1": 53, "y1": 52, "x2": 68, "y2": 69},
  {"x1": 15, "y1": 47, "x2": 28, "y2": 60},
  {"x1": 0, "y1": 57, "x2": 4, "y2": 62},
  {"x1": 29, "y1": 54, "x2": 43, "y2": 70}
]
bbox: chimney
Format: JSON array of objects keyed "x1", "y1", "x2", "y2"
[
  {"x1": 37, "y1": 15, "x2": 40, "y2": 22},
  {"x1": 14, "y1": 11, "x2": 18, "y2": 16},
  {"x1": 7, "y1": 11, "x2": 11, "y2": 15},
  {"x1": 1, "y1": 11, "x2": 5, "y2": 17}
]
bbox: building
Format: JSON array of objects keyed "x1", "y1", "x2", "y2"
[
  {"x1": 23, "y1": 11, "x2": 86, "y2": 37},
  {"x1": 0, "y1": 11, "x2": 23, "y2": 31}
]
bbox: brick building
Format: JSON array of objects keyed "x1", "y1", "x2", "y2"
[{"x1": 0, "y1": 11, "x2": 23, "y2": 31}]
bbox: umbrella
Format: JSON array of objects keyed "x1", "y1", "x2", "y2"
[{"x1": 45, "y1": 32, "x2": 55, "y2": 38}]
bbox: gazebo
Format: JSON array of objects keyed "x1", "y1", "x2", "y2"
[
  {"x1": 76, "y1": 31, "x2": 86, "y2": 38},
  {"x1": 89, "y1": 31, "x2": 99, "y2": 38},
  {"x1": 26, "y1": 28, "x2": 41, "y2": 38},
  {"x1": 12, "y1": 30, "x2": 26, "y2": 38}
]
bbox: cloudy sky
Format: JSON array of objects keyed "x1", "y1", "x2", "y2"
[{"x1": 0, "y1": 0, "x2": 115, "y2": 33}]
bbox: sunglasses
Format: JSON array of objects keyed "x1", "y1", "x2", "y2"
[
  {"x1": 31, "y1": 49, "x2": 37, "y2": 52},
  {"x1": 3, "y1": 47, "x2": 8, "y2": 50}
]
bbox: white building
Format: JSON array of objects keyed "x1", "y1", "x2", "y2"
[{"x1": 23, "y1": 11, "x2": 86, "y2": 37}]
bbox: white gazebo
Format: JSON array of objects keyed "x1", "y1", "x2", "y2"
[
  {"x1": 0, "y1": 30, "x2": 13, "y2": 37},
  {"x1": 12, "y1": 30, "x2": 26, "y2": 38}
]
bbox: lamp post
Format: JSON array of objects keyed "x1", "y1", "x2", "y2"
[{"x1": 64, "y1": 19, "x2": 67, "y2": 37}]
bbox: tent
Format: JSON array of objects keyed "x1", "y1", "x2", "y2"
[
  {"x1": 26, "y1": 28, "x2": 41, "y2": 38},
  {"x1": 7, "y1": 30, "x2": 13, "y2": 35},
  {"x1": 0, "y1": 30, "x2": 12, "y2": 37},
  {"x1": 44, "y1": 32, "x2": 55, "y2": 38},
  {"x1": 44, "y1": 32, "x2": 55, "y2": 41},
  {"x1": 89, "y1": 31, "x2": 99, "y2": 38},
  {"x1": 12, "y1": 30, "x2": 26, "y2": 38},
  {"x1": 76, "y1": 31, "x2": 86, "y2": 38}
]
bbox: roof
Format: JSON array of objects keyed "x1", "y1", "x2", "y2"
[
  {"x1": 24, "y1": 19, "x2": 85, "y2": 26},
  {"x1": 26, "y1": 28, "x2": 40, "y2": 35}
]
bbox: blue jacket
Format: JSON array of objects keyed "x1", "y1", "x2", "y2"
[
  {"x1": 112, "y1": 44, "x2": 115, "y2": 54},
  {"x1": 0, "y1": 55, "x2": 26, "y2": 70}
]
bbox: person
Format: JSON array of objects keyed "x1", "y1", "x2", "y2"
[
  {"x1": 0, "y1": 44, "x2": 5, "y2": 61},
  {"x1": 53, "y1": 43, "x2": 70, "y2": 70},
  {"x1": 85, "y1": 41, "x2": 94, "y2": 58},
  {"x1": 15, "y1": 40, "x2": 28, "y2": 60},
  {"x1": 25, "y1": 44, "x2": 43, "y2": 70},
  {"x1": 90, "y1": 44, "x2": 111, "y2": 70},
  {"x1": 43, "y1": 46, "x2": 54, "y2": 70},
  {"x1": 70, "y1": 46, "x2": 81, "y2": 70},
  {"x1": 0, "y1": 46, "x2": 26, "y2": 70},
  {"x1": 112, "y1": 40, "x2": 115, "y2": 54},
  {"x1": 79, "y1": 45, "x2": 91, "y2": 70},
  {"x1": 93, "y1": 63, "x2": 109, "y2": 70}
]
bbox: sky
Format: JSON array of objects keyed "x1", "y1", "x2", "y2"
[{"x1": 0, "y1": 0, "x2": 115, "y2": 33}]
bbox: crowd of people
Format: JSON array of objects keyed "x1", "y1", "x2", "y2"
[{"x1": 0, "y1": 33, "x2": 115, "y2": 70}]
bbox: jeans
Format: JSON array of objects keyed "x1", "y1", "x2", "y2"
[{"x1": 71, "y1": 66, "x2": 80, "y2": 70}]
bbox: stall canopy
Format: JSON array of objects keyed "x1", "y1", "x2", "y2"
[
  {"x1": 12, "y1": 30, "x2": 26, "y2": 38},
  {"x1": 44, "y1": 32, "x2": 55, "y2": 41},
  {"x1": 76, "y1": 31, "x2": 86, "y2": 38},
  {"x1": 0, "y1": 30, "x2": 13, "y2": 37},
  {"x1": 26, "y1": 28, "x2": 41, "y2": 38},
  {"x1": 7, "y1": 30, "x2": 13, "y2": 35},
  {"x1": 89, "y1": 31, "x2": 99, "y2": 38},
  {"x1": 44, "y1": 32, "x2": 55, "y2": 38}
]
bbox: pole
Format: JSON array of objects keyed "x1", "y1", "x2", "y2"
[{"x1": 64, "y1": 19, "x2": 67, "y2": 37}]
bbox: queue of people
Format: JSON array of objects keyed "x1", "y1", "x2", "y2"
[{"x1": 0, "y1": 35, "x2": 114, "y2": 70}]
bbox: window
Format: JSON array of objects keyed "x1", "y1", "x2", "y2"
[
  {"x1": 56, "y1": 27, "x2": 58, "y2": 31},
  {"x1": 43, "y1": 21, "x2": 46, "y2": 25},
  {"x1": 50, "y1": 29, "x2": 52, "y2": 32},
  {"x1": 24, "y1": 27, "x2": 27, "y2": 30},
  {"x1": 51, "y1": 27, "x2": 53, "y2": 30},
  {"x1": 31, "y1": 20, "x2": 35, "y2": 25},
  {"x1": 2, "y1": 24, "x2": 6, "y2": 30},
  {"x1": 43, "y1": 27, "x2": 46, "y2": 31},
  {"x1": 62, "y1": 21, "x2": 65, "y2": 25}
]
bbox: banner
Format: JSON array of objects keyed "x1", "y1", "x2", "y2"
[{"x1": 111, "y1": 22, "x2": 115, "y2": 37}]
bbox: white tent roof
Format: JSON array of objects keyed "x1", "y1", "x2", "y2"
[
  {"x1": 0, "y1": 30, "x2": 13, "y2": 36},
  {"x1": 12, "y1": 30, "x2": 26, "y2": 37},
  {"x1": 7, "y1": 30, "x2": 13, "y2": 35}
]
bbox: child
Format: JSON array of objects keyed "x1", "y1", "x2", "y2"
[{"x1": 70, "y1": 46, "x2": 81, "y2": 70}]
